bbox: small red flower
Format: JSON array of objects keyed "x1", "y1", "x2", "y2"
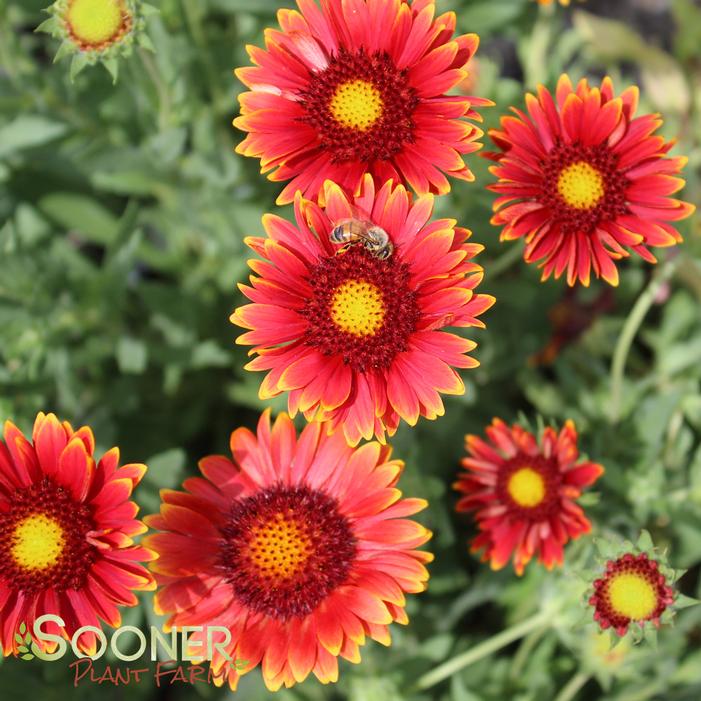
[
  {"x1": 144, "y1": 410, "x2": 432, "y2": 691},
  {"x1": 486, "y1": 75, "x2": 694, "y2": 286},
  {"x1": 455, "y1": 418, "x2": 603, "y2": 574},
  {"x1": 0, "y1": 413, "x2": 155, "y2": 656},
  {"x1": 234, "y1": 0, "x2": 490, "y2": 204},
  {"x1": 589, "y1": 553, "x2": 675, "y2": 636}
]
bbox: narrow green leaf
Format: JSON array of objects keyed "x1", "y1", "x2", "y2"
[
  {"x1": 38, "y1": 193, "x2": 119, "y2": 245},
  {"x1": 0, "y1": 117, "x2": 68, "y2": 160}
]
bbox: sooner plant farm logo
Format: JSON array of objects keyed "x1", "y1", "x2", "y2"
[
  {"x1": 15, "y1": 615, "x2": 248, "y2": 687},
  {"x1": 15, "y1": 622, "x2": 35, "y2": 660}
]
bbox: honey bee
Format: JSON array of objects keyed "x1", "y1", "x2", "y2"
[{"x1": 329, "y1": 218, "x2": 394, "y2": 260}]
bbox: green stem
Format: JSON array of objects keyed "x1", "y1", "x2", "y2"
[
  {"x1": 509, "y1": 625, "x2": 548, "y2": 680},
  {"x1": 554, "y1": 671, "x2": 591, "y2": 701},
  {"x1": 523, "y1": 2, "x2": 554, "y2": 88},
  {"x1": 0, "y1": 8, "x2": 21, "y2": 89},
  {"x1": 487, "y1": 244, "x2": 524, "y2": 280},
  {"x1": 180, "y1": 0, "x2": 222, "y2": 107},
  {"x1": 609, "y1": 258, "x2": 678, "y2": 423},
  {"x1": 412, "y1": 611, "x2": 550, "y2": 692},
  {"x1": 616, "y1": 680, "x2": 667, "y2": 701},
  {"x1": 139, "y1": 49, "x2": 171, "y2": 131}
]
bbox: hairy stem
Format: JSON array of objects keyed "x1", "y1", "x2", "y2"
[
  {"x1": 412, "y1": 611, "x2": 550, "y2": 692},
  {"x1": 554, "y1": 671, "x2": 591, "y2": 701},
  {"x1": 609, "y1": 258, "x2": 678, "y2": 423}
]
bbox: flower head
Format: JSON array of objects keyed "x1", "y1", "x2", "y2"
[
  {"x1": 486, "y1": 75, "x2": 694, "y2": 286},
  {"x1": 0, "y1": 413, "x2": 155, "y2": 656},
  {"x1": 590, "y1": 553, "x2": 673, "y2": 636},
  {"x1": 230, "y1": 175, "x2": 494, "y2": 445},
  {"x1": 38, "y1": 0, "x2": 155, "y2": 81},
  {"x1": 586, "y1": 532, "x2": 690, "y2": 639},
  {"x1": 455, "y1": 418, "x2": 603, "y2": 574},
  {"x1": 144, "y1": 410, "x2": 432, "y2": 691},
  {"x1": 234, "y1": 0, "x2": 490, "y2": 205}
]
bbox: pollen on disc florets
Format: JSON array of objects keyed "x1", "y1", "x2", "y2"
[
  {"x1": 541, "y1": 141, "x2": 628, "y2": 235},
  {"x1": 586, "y1": 532, "x2": 688, "y2": 641},
  {"x1": 217, "y1": 484, "x2": 357, "y2": 621},
  {"x1": 496, "y1": 453, "x2": 561, "y2": 520},
  {"x1": 299, "y1": 47, "x2": 419, "y2": 164},
  {"x1": 300, "y1": 245, "x2": 420, "y2": 372},
  {"x1": 38, "y1": 0, "x2": 156, "y2": 81},
  {"x1": 0, "y1": 477, "x2": 97, "y2": 595}
]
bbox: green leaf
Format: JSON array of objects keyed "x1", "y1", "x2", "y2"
[
  {"x1": 208, "y1": 0, "x2": 289, "y2": 14},
  {"x1": 20, "y1": 654, "x2": 34, "y2": 661},
  {"x1": 143, "y1": 449, "x2": 187, "y2": 490},
  {"x1": 456, "y1": 0, "x2": 526, "y2": 34},
  {"x1": 593, "y1": 538, "x2": 616, "y2": 560},
  {"x1": 116, "y1": 336, "x2": 148, "y2": 374},
  {"x1": 191, "y1": 340, "x2": 231, "y2": 369},
  {"x1": 140, "y1": 3, "x2": 160, "y2": 16},
  {"x1": 19, "y1": 623, "x2": 26, "y2": 635},
  {"x1": 0, "y1": 117, "x2": 69, "y2": 160},
  {"x1": 38, "y1": 193, "x2": 120, "y2": 246},
  {"x1": 14, "y1": 634, "x2": 23, "y2": 644}
]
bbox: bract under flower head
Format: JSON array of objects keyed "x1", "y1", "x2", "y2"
[{"x1": 38, "y1": 0, "x2": 156, "y2": 81}]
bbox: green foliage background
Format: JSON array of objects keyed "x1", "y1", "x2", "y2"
[{"x1": 1, "y1": 0, "x2": 700, "y2": 699}]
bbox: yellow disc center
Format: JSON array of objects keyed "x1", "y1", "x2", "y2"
[
  {"x1": 247, "y1": 513, "x2": 312, "y2": 580},
  {"x1": 607, "y1": 572, "x2": 658, "y2": 620},
  {"x1": 330, "y1": 279, "x2": 386, "y2": 337},
  {"x1": 66, "y1": 0, "x2": 126, "y2": 45},
  {"x1": 11, "y1": 513, "x2": 65, "y2": 571},
  {"x1": 329, "y1": 80, "x2": 384, "y2": 131},
  {"x1": 507, "y1": 467, "x2": 546, "y2": 508},
  {"x1": 557, "y1": 161, "x2": 605, "y2": 210}
]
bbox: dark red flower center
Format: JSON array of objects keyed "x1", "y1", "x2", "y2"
[
  {"x1": 300, "y1": 245, "x2": 420, "y2": 372},
  {"x1": 298, "y1": 47, "x2": 419, "y2": 163},
  {"x1": 496, "y1": 454, "x2": 561, "y2": 520},
  {"x1": 590, "y1": 553, "x2": 674, "y2": 635},
  {"x1": 217, "y1": 484, "x2": 356, "y2": 621},
  {"x1": 0, "y1": 477, "x2": 96, "y2": 594},
  {"x1": 540, "y1": 141, "x2": 628, "y2": 234}
]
